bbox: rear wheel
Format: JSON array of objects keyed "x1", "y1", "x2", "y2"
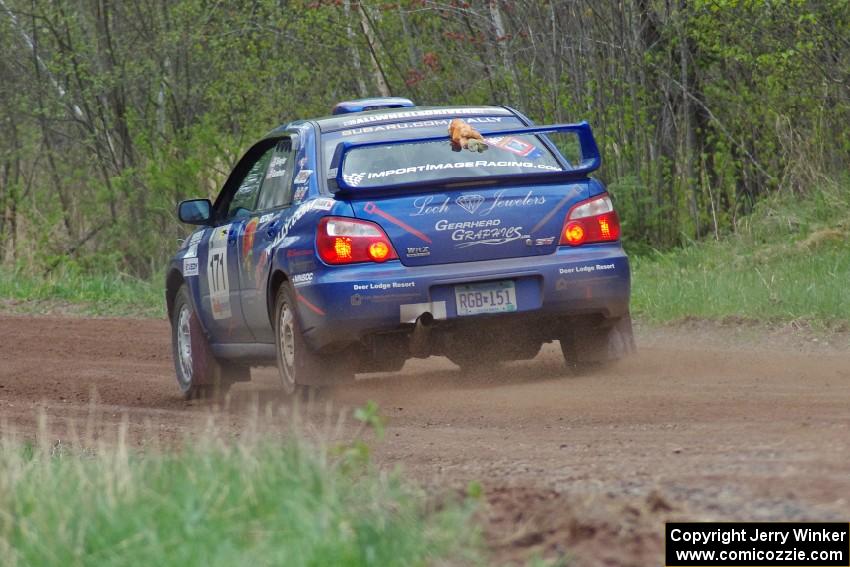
[
  {"x1": 560, "y1": 313, "x2": 635, "y2": 374},
  {"x1": 171, "y1": 285, "x2": 248, "y2": 399},
  {"x1": 274, "y1": 284, "x2": 352, "y2": 394}
]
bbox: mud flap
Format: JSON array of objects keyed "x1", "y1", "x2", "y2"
[{"x1": 189, "y1": 311, "x2": 215, "y2": 385}]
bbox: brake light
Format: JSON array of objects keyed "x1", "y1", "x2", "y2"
[
  {"x1": 368, "y1": 241, "x2": 391, "y2": 261},
  {"x1": 335, "y1": 237, "x2": 353, "y2": 260},
  {"x1": 563, "y1": 222, "x2": 586, "y2": 245},
  {"x1": 317, "y1": 217, "x2": 399, "y2": 264},
  {"x1": 559, "y1": 194, "x2": 620, "y2": 246}
]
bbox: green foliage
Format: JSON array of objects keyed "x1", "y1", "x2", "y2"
[
  {"x1": 0, "y1": 0, "x2": 848, "y2": 276},
  {"x1": 632, "y1": 180, "x2": 850, "y2": 326},
  {"x1": 334, "y1": 402, "x2": 386, "y2": 471},
  {"x1": 0, "y1": 435, "x2": 479, "y2": 567},
  {"x1": 466, "y1": 480, "x2": 484, "y2": 500},
  {"x1": 0, "y1": 267, "x2": 163, "y2": 317},
  {"x1": 353, "y1": 400, "x2": 385, "y2": 440}
]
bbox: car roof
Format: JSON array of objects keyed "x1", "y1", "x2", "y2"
[
  {"x1": 266, "y1": 105, "x2": 518, "y2": 139},
  {"x1": 315, "y1": 105, "x2": 516, "y2": 132}
]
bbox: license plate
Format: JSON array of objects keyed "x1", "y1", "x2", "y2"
[{"x1": 454, "y1": 280, "x2": 517, "y2": 316}]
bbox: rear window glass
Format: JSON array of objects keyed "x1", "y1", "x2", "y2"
[{"x1": 322, "y1": 117, "x2": 566, "y2": 189}]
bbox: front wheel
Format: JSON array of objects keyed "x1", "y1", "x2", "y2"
[
  {"x1": 171, "y1": 285, "x2": 247, "y2": 399},
  {"x1": 274, "y1": 284, "x2": 352, "y2": 394}
]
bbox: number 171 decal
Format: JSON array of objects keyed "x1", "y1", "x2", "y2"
[{"x1": 209, "y1": 225, "x2": 232, "y2": 320}]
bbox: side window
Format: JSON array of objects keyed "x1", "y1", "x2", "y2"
[
  {"x1": 226, "y1": 146, "x2": 275, "y2": 220},
  {"x1": 256, "y1": 139, "x2": 296, "y2": 211}
]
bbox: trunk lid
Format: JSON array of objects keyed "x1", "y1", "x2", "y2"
[
  {"x1": 323, "y1": 119, "x2": 603, "y2": 265},
  {"x1": 351, "y1": 182, "x2": 589, "y2": 265}
]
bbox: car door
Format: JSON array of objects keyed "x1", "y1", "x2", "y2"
[
  {"x1": 202, "y1": 142, "x2": 275, "y2": 343},
  {"x1": 236, "y1": 137, "x2": 298, "y2": 343}
]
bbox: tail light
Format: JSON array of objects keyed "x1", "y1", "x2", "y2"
[
  {"x1": 560, "y1": 194, "x2": 621, "y2": 246},
  {"x1": 317, "y1": 217, "x2": 399, "y2": 264}
]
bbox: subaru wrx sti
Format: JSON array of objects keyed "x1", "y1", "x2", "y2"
[{"x1": 167, "y1": 98, "x2": 634, "y2": 397}]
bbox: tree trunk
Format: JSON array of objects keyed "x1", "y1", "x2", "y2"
[
  {"x1": 358, "y1": 2, "x2": 391, "y2": 96},
  {"x1": 488, "y1": 0, "x2": 521, "y2": 106},
  {"x1": 345, "y1": 0, "x2": 368, "y2": 97},
  {"x1": 678, "y1": 1, "x2": 699, "y2": 237}
]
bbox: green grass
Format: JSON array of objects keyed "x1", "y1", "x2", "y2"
[
  {"x1": 0, "y1": 269, "x2": 163, "y2": 318},
  {"x1": 631, "y1": 182, "x2": 850, "y2": 327},
  {"x1": 0, "y1": 434, "x2": 478, "y2": 567}
]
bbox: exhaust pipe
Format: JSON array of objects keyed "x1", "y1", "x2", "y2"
[{"x1": 410, "y1": 312, "x2": 434, "y2": 358}]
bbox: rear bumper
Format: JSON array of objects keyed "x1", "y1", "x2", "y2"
[{"x1": 294, "y1": 243, "x2": 630, "y2": 350}]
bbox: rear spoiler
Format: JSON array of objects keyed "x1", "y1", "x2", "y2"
[{"x1": 328, "y1": 121, "x2": 601, "y2": 194}]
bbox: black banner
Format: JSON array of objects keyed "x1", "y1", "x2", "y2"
[{"x1": 666, "y1": 522, "x2": 849, "y2": 566}]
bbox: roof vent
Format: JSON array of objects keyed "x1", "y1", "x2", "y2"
[{"x1": 332, "y1": 97, "x2": 415, "y2": 115}]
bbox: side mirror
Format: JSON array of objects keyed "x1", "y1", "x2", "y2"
[{"x1": 177, "y1": 199, "x2": 212, "y2": 225}]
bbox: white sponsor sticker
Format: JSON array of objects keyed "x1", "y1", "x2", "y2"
[
  {"x1": 477, "y1": 189, "x2": 546, "y2": 216},
  {"x1": 341, "y1": 107, "x2": 503, "y2": 127},
  {"x1": 183, "y1": 243, "x2": 198, "y2": 259},
  {"x1": 183, "y1": 257, "x2": 199, "y2": 277},
  {"x1": 312, "y1": 197, "x2": 335, "y2": 211},
  {"x1": 343, "y1": 172, "x2": 366, "y2": 187},
  {"x1": 435, "y1": 218, "x2": 501, "y2": 231},
  {"x1": 559, "y1": 263, "x2": 616, "y2": 276},
  {"x1": 208, "y1": 224, "x2": 232, "y2": 320},
  {"x1": 189, "y1": 230, "x2": 205, "y2": 245},
  {"x1": 353, "y1": 281, "x2": 416, "y2": 291},
  {"x1": 259, "y1": 213, "x2": 274, "y2": 224},
  {"x1": 454, "y1": 227, "x2": 526, "y2": 248},
  {"x1": 341, "y1": 117, "x2": 504, "y2": 137},
  {"x1": 266, "y1": 155, "x2": 289, "y2": 178},
  {"x1": 263, "y1": 197, "x2": 339, "y2": 256},
  {"x1": 352, "y1": 161, "x2": 561, "y2": 185},
  {"x1": 455, "y1": 194, "x2": 485, "y2": 214},
  {"x1": 434, "y1": 218, "x2": 527, "y2": 247},
  {"x1": 292, "y1": 272, "x2": 314, "y2": 287},
  {"x1": 294, "y1": 169, "x2": 313, "y2": 184},
  {"x1": 411, "y1": 195, "x2": 450, "y2": 216}
]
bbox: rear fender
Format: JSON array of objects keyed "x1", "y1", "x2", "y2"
[
  {"x1": 266, "y1": 265, "x2": 329, "y2": 353},
  {"x1": 266, "y1": 268, "x2": 289, "y2": 326},
  {"x1": 269, "y1": 245, "x2": 324, "y2": 344}
]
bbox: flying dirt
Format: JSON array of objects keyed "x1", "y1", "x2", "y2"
[{"x1": 0, "y1": 314, "x2": 848, "y2": 566}]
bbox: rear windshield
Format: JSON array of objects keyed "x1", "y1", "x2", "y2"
[{"x1": 322, "y1": 116, "x2": 565, "y2": 189}]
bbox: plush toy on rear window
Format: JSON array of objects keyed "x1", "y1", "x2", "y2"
[{"x1": 448, "y1": 119, "x2": 488, "y2": 153}]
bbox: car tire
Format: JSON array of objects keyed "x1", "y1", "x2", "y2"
[
  {"x1": 560, "y1": 313, "x2": 636, "y2": 374},
  {"x1": 171, "y1": 285, "x2": 240, "y2": 399},
  {"x1": 274, "y1": 283, "x2": 352, "y2": 395}
]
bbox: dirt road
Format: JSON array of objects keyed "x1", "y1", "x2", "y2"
[{"x1": 1, "y1": 314, "x2": 848, "y2": 565}]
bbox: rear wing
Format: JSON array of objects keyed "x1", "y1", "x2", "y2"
[{"x1": 328, "y1": 121, "x2": 601, "y2": 194}]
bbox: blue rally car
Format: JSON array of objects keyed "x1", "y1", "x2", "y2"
[{"x1": 167, "y1": 98, "x2": 634, "y2": 397}]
